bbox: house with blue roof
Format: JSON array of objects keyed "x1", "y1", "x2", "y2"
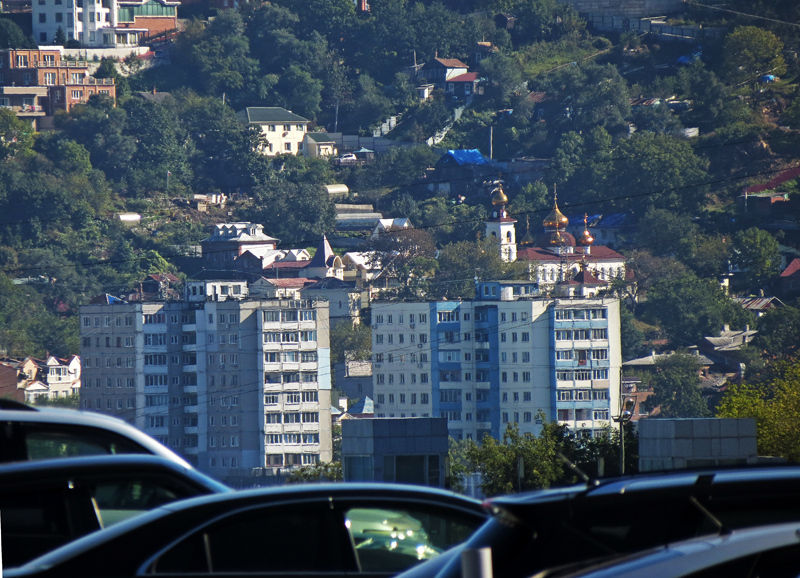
[{"x1": 429, "y1": 149, "x2": 498, "y2": 196}]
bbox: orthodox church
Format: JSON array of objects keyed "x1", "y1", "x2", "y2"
[{"x1": 484, "y1": 185, "x2": 627, "y2": 296}]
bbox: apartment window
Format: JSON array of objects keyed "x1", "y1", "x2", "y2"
[
  {"x1": 522, "y1": 332, "x2": 530, "y2": 342},
  {"x1": 39, "y1": 13, "x2": 47, "y2": 22},
  {"x1": 524, "y1": 391, "x2": 532, "y2": 402},
  {"x1": 420, "y1": 393, "x2": 429, "y2": 404},
  {"x1": 284, "y1": 143, "x2": 292, "y2": 151},
  {"x1": 524, "y1": 412, "x2": 532, "y2": 422},
  {"x1": 55, "y1": 12, "x2": 63, "y2": 21},
  {"x1": 592, "y1": 349, "x2": 609, "y2": 360},
  {"x1": 523, "y1": 372, "x2": 531, "y2": 382},
  {"x1": 592, "y1": 329, "x2": 608, "y2": 340}
]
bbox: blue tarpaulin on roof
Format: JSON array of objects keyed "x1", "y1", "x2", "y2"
[{"x1": 438, "y1": 149, "x2": 490, "y2": 166}]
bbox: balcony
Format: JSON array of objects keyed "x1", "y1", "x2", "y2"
[
  {"x1": 184, "y1": 426, "x2": 198, "y2": 434},
  {"x1": 183, "y1": 385, "x2": 198, "y2": 394},
  {"x1": 182, "y1": 447, "x2": 199, "y2": 455},
  {"x1": 183, "y1": 405, "x2": 198, "y2": 413}
]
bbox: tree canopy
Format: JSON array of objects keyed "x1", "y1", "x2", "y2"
[{"x1": 643, "y1": 352, "x2": 709, "y2": 418}]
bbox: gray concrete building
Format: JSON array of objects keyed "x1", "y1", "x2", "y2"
[
  {"x1": 342, "y1": 418, "x2": 449, "y2": 486},
  {"x1": 79, "y1": 284, "x2": 332, "y2": 483},
  {"x1": 371, "y1": 282, "x2": 622, "y2": 441}
]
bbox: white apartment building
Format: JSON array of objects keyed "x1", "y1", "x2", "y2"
[
  {"x1": 79, "y1": 286, "x2": 332, "y2": 482},
  {"x1": 32, "y1": 0, "x2": 178, "y2": 47},
  {"x1": 371, "y1": 281, "x2": 621, "y2": 441}
]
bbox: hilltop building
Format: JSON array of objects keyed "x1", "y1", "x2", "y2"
[
  {"x1": 79, "y1": 281, "x2": 333, "y2": 484},
  {"x1": 236, "y1": 107, "x2": 310, "y2": 156},
  {"x1": 0, "y1": 48, "x2": 116, "y2": 130},
  {"x1": 485, "y1": 185, "x2": 627, "y2": 294},
  {"x1": 32, "y1": 0, "x2": 178, "y2": 47},
  {"x1": 371, "y1": 282, "x2": 621, "y2": 440}
]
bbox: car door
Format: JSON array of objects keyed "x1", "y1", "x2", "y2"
[
  {"x1": 0, "y1": 469, "x2": 220, "y2": 568},
  {"x1": 333, "y1": 498, "x2": 486, "y2": 577},
  {"x1": 144, "y1": 499, "x2": 357, "y2": 578}
]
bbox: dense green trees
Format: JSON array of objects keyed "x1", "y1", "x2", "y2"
[
  {"x1": 721, "y1": 26, "x2": 786, "y2": 84},
  {"x1": 457, "y1": 420, "x2": 637, "y2": 496},
  {"x1": 644, "y1": 274, "x2": 754, "y2": 346},
  {"x1": 644, "y1": 352, "x2": 710, "y2": 418},
  {"x1": 717, "y1": 359, "x2": 800, "y2": 461},
  {"x1": 0, "y1": 18, "x2": 36, "y2": 49}
]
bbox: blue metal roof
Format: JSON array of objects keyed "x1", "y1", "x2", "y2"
[{"x1": 437, "y1": 149, "x2": 490, "y2": 167}]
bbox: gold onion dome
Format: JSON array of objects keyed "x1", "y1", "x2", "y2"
[
  {"x1": 520, "y1": 216, "x2": 535, "y2": 245},
  {"x1": 577, "y1": 214, "x2": 594, "y2": 246},
  {"x1": 547, "y1": 230, "x2": 564, "y2": 246},
  {"x1": 543, "y1": 193, "x2": 569, "y2": 230},
  {"x1": 491, "y1": 185, "x2": 508, "y2": 206}
]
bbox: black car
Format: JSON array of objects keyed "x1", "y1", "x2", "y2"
[
  {"x1": 0, "y1": 454, "x2": 230, "y2": 567},
  {"x1": 0, "y1": 399, "x2": 190, "y2": 466},
  {"x1": 396, "y1": 466, "x2": 800, "y2": 578},
  {"x1": 6, "y1": 483, "x2": 486, "y2": 578}
]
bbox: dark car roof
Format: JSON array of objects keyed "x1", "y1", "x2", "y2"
[
  {"x1": 396, "y1": 466, "x2": 800, "y2": 578},
  {"x1": 486, "y1": 466, "x2": 800, "y2": 514},
  {"x1": 0, "y1": 404, "x2": 190, "y2": 466},
  {"x1": 0, "y1": 454, "x2": 231, "y2": 493},
  {"x1": 10, "y1": 483, "x2": 486, "y2": 576}
]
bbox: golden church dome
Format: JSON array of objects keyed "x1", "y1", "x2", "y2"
[
  {"x1": 491, "y1": 185, "x2": 508, "y2": 206},
  {"x1": 543, "y1": 194, "x2": 569, "y2": 230}
]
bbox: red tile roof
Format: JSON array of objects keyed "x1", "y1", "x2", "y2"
[
  {"x1": 449, "y1": 72, "x2": 479, "y2": 83},
  {"x1": 780, "y1": 258, "x2": 800, "y2": 278},
  {"x1": 517, "y1": 245, "x2": 625, "y2": 263},
  {"x1": 263, "y1": 277, "x2": 311, "y2": 288},
  {"x1": 433, "y1": 58, "x2": 468, "y2": 68}
]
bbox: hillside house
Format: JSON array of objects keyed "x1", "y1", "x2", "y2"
[
  {"x1": 446, "y1": 72, "x2": 481, "y2": 98},
  {"x1": 0, "y1": 48, "x2": 116, "y2": 130},
  {"x1": 236, "y1": 107, "x2": 310, "y2": 156},
  {"x1": 303, "y1": 132, "x2": 337, "y2": 158},
  {"x1": 420, "y1": 58, "x2": 468, "y2": 88}
]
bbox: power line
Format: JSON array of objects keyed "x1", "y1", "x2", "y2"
[{"x1": 684, "y1": 1, "x2": 800, "y2": 29}]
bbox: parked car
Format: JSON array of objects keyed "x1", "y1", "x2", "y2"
[
  {"x1": 538, "y1": 522, "x2": 800, "y2": 578},
  {"x1": 396, "y1": 466, "x2": 800, "y2": 578},
  {"x1": 0, "y1": 399, "x2": 188, "y2": 466},
  {"x1": 6, "y1": 483, "x2": 487, "y2": 578},
  {"x1": 0, "y1": 454, "x2": 230, "y2": 568},
  {"x1": 339, "y1": 152, "x2": 357, "y2": 162}
]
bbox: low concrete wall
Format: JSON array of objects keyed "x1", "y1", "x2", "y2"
[
  {"x1": 559, "y1": 0, "x2": 683, "y2": 18},
  {"x1": 639, "y1": 417, "x2": 758, "y2": 472}
]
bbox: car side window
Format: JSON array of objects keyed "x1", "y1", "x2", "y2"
[
  {"x1": 92, "y1": 478, "x2": 186, "y2": 527},
  {"x1": 344, "y1": 506, "x2": 482, "y2": 573},
  {"x1": 684, "y1": 542, "x2": 800, "y2": 578},
  {"x1": 0, "y1": 490, "x2": 101, "y2": 567},
  {"x1": 23, "y1": 425, "x2": 144, "y2": 460},
  {"x1": 150, "y1": 503, "x2": 342, "y2": 574}
]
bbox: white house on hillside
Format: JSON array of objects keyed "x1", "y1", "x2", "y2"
[{"x1": 236, "y1": 107, "x2": 310, "y2": 156}]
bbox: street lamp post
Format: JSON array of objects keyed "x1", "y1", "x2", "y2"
[{"x1": 613, "y1": 398, "x2": 636, "y2": 475}]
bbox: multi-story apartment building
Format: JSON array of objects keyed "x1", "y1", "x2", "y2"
[
  {"x1": 79, "y1": 283, "x2": 332, "y2": 481},
  {"x1": 371, "y1": 281, "x2": 621, "y2": 441},
  {"x1": 32, "y1": 0, "x2": 178, "y2": 47},
  {"x1": 0, "y1": 48, "x2": 115, "y2": 129}
]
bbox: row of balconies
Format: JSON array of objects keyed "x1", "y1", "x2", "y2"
[
  {"x1": 1, "y1": 104, "x2": 46, "y2": 115},
  {"x1": 26, "y1": 60, "x2": 91, "y2": 69}
]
